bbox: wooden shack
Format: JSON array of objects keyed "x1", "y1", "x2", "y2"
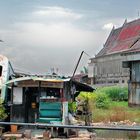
[{"x1": 5, "y1": 76, "x2": 93, "y2": 125}]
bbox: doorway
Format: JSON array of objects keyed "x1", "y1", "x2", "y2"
[{"x1": 24, "y1": 87, "x2": 39, "y2": 123}]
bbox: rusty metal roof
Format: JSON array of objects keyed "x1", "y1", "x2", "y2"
[{"x1": 96, "y1": 18, "x2": 140, "y2": 57}]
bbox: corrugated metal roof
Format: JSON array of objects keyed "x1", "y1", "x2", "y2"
[
  {"x1": 5, "y1": 76, "x2": 65, "y2": 85},
  {"x1": 97, "y1": 27, "x2": 122, "y2": 56},
  {"x1": 5, "y1": 76, "x2": 94, "y2": 92}
]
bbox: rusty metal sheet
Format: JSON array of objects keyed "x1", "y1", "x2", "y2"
[{"x1": 128, "y1": 82, "x2": 140, "y2": 106}]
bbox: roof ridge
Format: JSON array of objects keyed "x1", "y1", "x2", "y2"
[
  {"x1": 124, "y1": 18, "x2": 140, "y2": 27},
  {"x1": 104, "y1": 26, "x2": 115, "y2": 46}
]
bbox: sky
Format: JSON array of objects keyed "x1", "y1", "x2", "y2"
[{"x1": 0, "y1": 0, "x2": 140, "y2": 76}]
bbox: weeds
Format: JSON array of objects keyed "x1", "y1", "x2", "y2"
[
  {"x1": 96, "y1": 86, "x2": 128, "y2": 101},
  {"x1": 77, "y1": 86, "x2": 140, "y2": 123}
]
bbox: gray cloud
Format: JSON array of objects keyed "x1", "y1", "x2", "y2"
[
  {"x1": 0, "y1": 1, "x2": 137, "y2": 76},
  {"x1": 0, "y1": 17, "x2": 105, "y2": 75}
]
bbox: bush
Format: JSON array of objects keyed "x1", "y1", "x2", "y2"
[
  {"x1": 97, "y1": 86, "x2": 128, "y2": 101},
  {"x1": 76, "y1": 86, "x2": 128, "y2": 111},
  {"x1": 0, "y1": 99, "x2": 7, "y2": 120},
  {"x1": 95, "y1": 93, "x2": 110, "y2": 109},
  {"x1": 76, "y1": 92, "x2": 96, "y2": 114},
  {"x1": 77, "y1": 91, "x2": 110, "y2": 110},
  {"x1": 68, "y1": 102, "x2": 76, "y2": 113},
  {"x1": 78, "y1": 91, "x2": 96, "y2": 100}
]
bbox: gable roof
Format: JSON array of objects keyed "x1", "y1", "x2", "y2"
[{"x1": 96, "y1": 18, "x2": 140, "y2": 57}]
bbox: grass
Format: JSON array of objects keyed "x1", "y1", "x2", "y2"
[
  {"x1": 93, "y1": 101, "x2": 140, "y2": 123},
  {"x1": 78, "y1": 86, "x2": 140, "y2": 124},
  {"x1": 96, "y1": 86, "x2": 128, "y2": 101},
  {"x1": 111, "y1": 101, "x2": 128, "y2": 107}
]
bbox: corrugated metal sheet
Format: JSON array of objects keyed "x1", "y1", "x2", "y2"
[
  {"x1": 128, "y1": 82, "x2": 140, "y2": 106},
  {"x1": 118, "y1": 24, "x2": 140, "y2": 41},
  {"x1": 5, "y1": 76, "x2": 64, "y2": 86},
  {"x1": 131, "y1": 62, "x2": 140, "y2": 82},
  {"x1": 97, "y1": 27, "x2": 122, "y2": 56}
]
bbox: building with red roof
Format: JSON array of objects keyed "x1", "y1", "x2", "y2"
[{"x1": 88, "y1": 18, "x2": 140, "y2": 87}]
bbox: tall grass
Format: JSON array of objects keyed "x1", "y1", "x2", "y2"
[
  {"x1": 76, "y1": 86, "x2": 140, "y2": 123},
  {"x1": 96, "y1": 86, "x2": 128, "y2": 101}
]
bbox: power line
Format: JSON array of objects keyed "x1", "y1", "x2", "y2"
[
  {"x1": 14, "y1": 68, "x2": 31, "y2": 75},
  {"x1": 72, "y1": 51, "x2": 91, "y2": 78},
  {"x1": 83, "y1": 51, "x2": 91, "y2": 57}
]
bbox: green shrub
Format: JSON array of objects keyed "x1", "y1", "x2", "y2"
[
  {"x1": 68, "y1": 102, "x2": 76, "y2": 113},
  {"x1": 97, "y1": 86, "x2": 128, "y2": 101},
  {"x1": 76, "y1": 92, "x2": 96, "y2": 113},
  {"x1": 95, "y1": 93, "x2": 110, "y2": 109},
  {"x1": 0, "y1": 99, "x2": 7, "y2": 120},
  {"x1": 78, "y1": 91, "x2": 96, "y2": 100},
  {"x1": 77, "y1": 91, "x2": 110, "y2": 110},
  {"x1": 121, "y1": 87, "x2": 128, "y2": 101},
  {"x1": 76, "y1": 86, "x2": 128, "y2": 110}
]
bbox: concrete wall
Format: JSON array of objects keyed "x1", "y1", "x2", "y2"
[
  {"x1": 88, "y1": 53, "x2": 129, "y2": 86},
  {"x1": 88, "y1": 51, "x2": 140, "y2": 106}
]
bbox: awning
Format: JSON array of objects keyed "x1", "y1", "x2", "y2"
[
  {"x1": 5, "y1": 76, "x2": 64, "y2": 87},
  {"x1": 5, "y1": 76, "x2": 94, "y2": 92}
]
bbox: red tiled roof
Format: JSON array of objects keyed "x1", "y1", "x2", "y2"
[{"x1": 96, "y1": 19, "x2": 140, "y2": 57}]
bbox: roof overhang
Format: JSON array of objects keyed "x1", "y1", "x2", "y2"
[
  {"x1": 121, "y1": 50, "x2": 140, "y2": 68},
  {"x1": 5, "y1": 76, "x2": 65, "y2": 88},
  {"x1": 5, "y1": 76, "x2": 94, "y2": 92}
]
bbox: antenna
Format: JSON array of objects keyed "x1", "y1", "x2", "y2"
[{"x1": 138, "y1": 10, "x2": 139, "y2": 18}]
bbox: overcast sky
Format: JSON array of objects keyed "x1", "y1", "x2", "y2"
[{"x1": 0, "y1": 0, "x2": 140, "y2": 76}]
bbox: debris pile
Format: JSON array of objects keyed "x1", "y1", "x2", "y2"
[{"x1": 91, "y1": 120, "x2": 138, "y2": 127}]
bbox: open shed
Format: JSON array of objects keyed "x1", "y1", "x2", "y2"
[{"x1": 5, "y1": 76, "x2": 94, "y2": 124}]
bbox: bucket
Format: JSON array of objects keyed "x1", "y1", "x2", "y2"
[
  {"x1": 10, "y1": 125, "x2": 18, "y2": 133},
  {"x1": 24, "y1": 129, "x2": 31, "y2": 138}
]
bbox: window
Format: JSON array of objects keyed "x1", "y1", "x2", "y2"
[
  {"x1": 0, "y1": 66, "x2": 2, "y2": 77},
  {"x1": 13, "y1": 87, "x2": 23, "y2": 104},
  {"x1": 40, "y1": 87, "x2": 61, "y2": 98},
  {"x1": 114, "y1": 80, "x2": 119, "y2": 83}
]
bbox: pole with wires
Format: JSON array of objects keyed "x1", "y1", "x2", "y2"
[
  {"x1": 72, "y1": 51, "x2": 84, "y2": 78},
  {"x1": 72, "y1": 51, "x2": 91, "y2": 78}
]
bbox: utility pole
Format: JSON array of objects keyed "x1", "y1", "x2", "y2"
[{"x1": 72, "y1": 51, "x2": 84, "y2": 78}]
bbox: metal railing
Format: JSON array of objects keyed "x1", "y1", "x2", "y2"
[{"x1": 0, "y1": 122, "x2": 140, "y2": 131}]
